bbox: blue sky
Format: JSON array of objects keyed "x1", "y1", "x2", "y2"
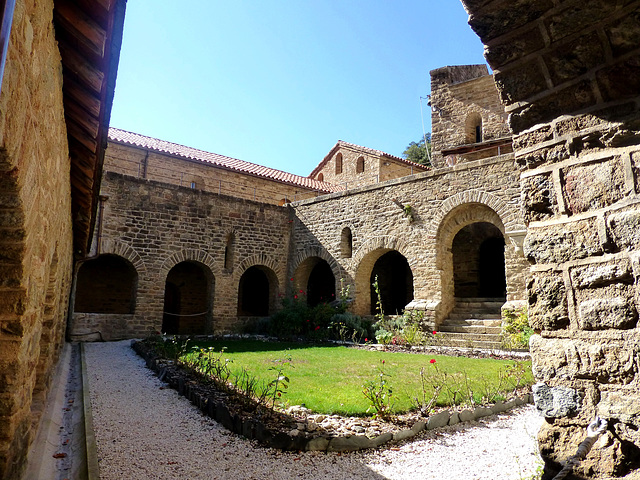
[{"x1": 110, "y1": 1, "x2": 486, "y2": 176}]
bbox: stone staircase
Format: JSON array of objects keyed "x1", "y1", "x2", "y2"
[{"x1": 437, "y1": 298, "x2": 505, "y2": 350}]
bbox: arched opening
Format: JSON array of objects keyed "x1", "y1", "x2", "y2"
[
  {"x1": 74, "y1": 254, "x2": 137, "y2": 313},
  {"x1": 452, "y1": 222, "x2": 506, "y2": 299},
  {"x1": 465, "y1": 112, "x2": 483, "y2": 144},
  {"x1": 356, "y1": 156, "x2": 365, "y2": 173},
  {"x1": 224, "y1": 232, "x2": 235, "y2": 270},
  {"x1": 238, "y1": 265, "x2": 277, "y2": 316},
  {"x1": 162, "y1": 261, "x2": 213, "y2": 335},
  {"x1": 369, "y1": 251, "x2": 413, "y2": 315},
  {"x1": 341, "y1": 227, "x2": 353, "y2": 258},
  {"x1": 307, "y1": 260, "x2": 336, "y2": 306},
  {"x1": 318, "y1": 173, "x2": 324, "y2": 182},
  {"x1": 335, "y1": 153, "x2": 343, "y2": 174}
]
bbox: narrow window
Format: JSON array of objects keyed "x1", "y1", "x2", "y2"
[
  {"x1": 224, "y1": 233, "x2": 235, "y2": 270},
  {"x1": 356, "y1": 157, "x2": 365, "y2": 173},
  {"x1": 190, "y1": 181, "x2": 196, "y2": 189},
  {"x1": 318, "y1": 173, "x2": 324, "y2": 182},
  {"x1": 466, "y1": 112, "x2": 483, "y2": 144},
  {"x1": 341, "y1": 227, "x2": 353, "y2": 258},
  {"x1": 335, "y1": 153, "x2": 343, "y2": 174}
]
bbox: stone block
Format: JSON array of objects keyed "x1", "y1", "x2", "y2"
[
  {"x1": 393, "y1": 429, "x2": 416, "y2": 442},
  {"x1": 305, "y1": 436, "x2": 330, "y2": 451},
  {"x1": 427, "y1": 411, "x2": 450, "y2": 430},
  {"x1": 608, "y1": 209, "x2": 640, "y2": 250},
  {"x1": 474, "y1": 407, "x2": 494, "y2": 419},
  {"x1": 527, "y1": 274, "x2": 569, "y2": 330},
  {"x1": 545, "y1": 1, "x2": 617, "y2": 42},
  {"x1": 459, "y1": 409, "x2": 475, "y2": 423},
  {"x1": 530, "y1": 335, "x2": 638, "y2": 383},
  {"x1": 598, "y1": 388, "x2": 640, "y2": 425},
  {"x1": 563, "y1": 157, "x2": 625, "y2": 215},
  {"x1": 605, "y1": 11, "x2": 640, "y2": 57},
  {"x1": 468, "y1": 0, "x2": 554, "y2": 42},
  {"x1": 327, "y1": 435, "x2": 372, "y2": 451},
  {"x1": 516, "y1": 142, "x2": 570, "y2": 169},
  {"x1": 596, "y1": 57, "x2": 640, "y2": 102},
  {"x1": 544, "y1": 32, "x2": 604, "y2": 85},
  {"x1": 485, "y1": 24, "x2": 546, "y2": 66},
  {"x1": 521, "y1": 173, "x2": 557, "y2": 223},
  {"x1": 449, "y1": 412, "x2": 460, "y2": 425},
  {"x1": 495, "y1": 61, "x2": 547, "y2": 104},
  {"x1": 532, "y1": 382, "x2": 582, "y2": 418},
  {"x1": 411, "y1": 421, "x2": 426, "y2": 434},
  {"x1": 491, "y1": 401, "x2": 507, "y2": 414},
  {"x1": 523, "y1": 220, "x2": 602, "y2": 265},
  {"x1": 370, "y1": 432, "x2": 393, "y2": 447},
  {"x1": 578, "y1": 296, "x2": 638, "y2": 330},
  {"x1": 570, "y1": 262, "x2": 632, "y2": 289}
]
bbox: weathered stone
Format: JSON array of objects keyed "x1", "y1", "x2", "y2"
[
  {"x1": 527, "y1": 274, "x2": 569, "y2": 330},
  {"x1": 532, "y1": 382, "x2": 582, "y2": 418},
  {"x1": 459, "y1": 409, "x2": 475, "y2": 423},
  {"x1": 411, "y1": 421, "x2": 426, "y2": 434},
  {"x1": 427, "y1": 411, "x2": 450, "y2": 430},
  {"x1": 521, "y1": 174, "x2": 557, "y2": 222},
  {"x1": 563, "y1": 158, "x2": 626, "y2": 214},
  {"x1": 570, "y1": 262, "x2": 632, "y2": 289},
  {"x1": 578, "y1": 297, "x2": 638, "y2": 330},
  {"x1": 524, "y1": 220, "x2": 602, "y2": 265},
  {"x1": 491, "y1": 401, "x2": 507, "y2": 414},
  {"x1": 530, "y1": 335, "x2": 638, "y2": 383},
  {"x1": 393, "y1": 429, "x2": 416, "y2": 442},
  {"x1": 371, "y1": 432, "x2": 393, "y2": 447},
  {"x1": 269, "y1": 432, "x2": 295, "y2": 450},
  {"x1": 449, "y1": 412, "x2": 460, "y2": 426},
  {"x1": 608, "y1": 210, "x2": 640, "y2": 251},
  {"x1": 598, "y1": 389, "x2": 640, "y2": 425},
  {"x1": 474, "y1": 407, "x2": 494, "y2": 419}
]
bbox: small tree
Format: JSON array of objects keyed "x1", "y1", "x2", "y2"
[{"x1": 403, "y1": 134, "x2": 431, "y2": 166}]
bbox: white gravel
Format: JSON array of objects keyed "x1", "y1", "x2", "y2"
[{"x1": 85, "y1": 340, "x2": 544, "y2": 480}]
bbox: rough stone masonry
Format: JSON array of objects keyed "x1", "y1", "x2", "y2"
[{"x1": 460, "y1": 0, "x2": 640, "y2": 478}]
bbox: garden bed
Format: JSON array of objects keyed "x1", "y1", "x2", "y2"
[{"x1": 132, "y1": 338, "x2": 533, "y2": 452}]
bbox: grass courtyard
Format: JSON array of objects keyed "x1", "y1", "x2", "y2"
[{"x1": 170, "y1": 338, "x2": 534, "y2": 417}]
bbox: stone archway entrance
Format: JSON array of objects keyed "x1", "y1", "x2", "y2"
[
  {"x1": 370, "y1": 251, "x2": 414, "y2": 315},
  {"x1": 452, "y1": 222, "x2": 506, "y2": 299},
  {"x1": 292, "y1": 256, "x2": 337, "y2": 306},
  {"x1": 162, "y1": 261, "x2": 213, "y2": 335}
]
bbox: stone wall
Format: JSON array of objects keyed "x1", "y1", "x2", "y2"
[
  {"x1": 291, "y1": 154, "x2": 528, "y2": 327},
  {"x1": 460, "y1": 0, "x2": 640, "y2": 477},
  {"x1": 69, "y1": 172, "x2": 292, "y2": 339},
  {"x1": 105, "y1": 141, "x2": 322, "y2": 205},
  {"x1": 0, "y1": 1, "x2": 73, "y2": 478},
  {"x1": 430, "y1": 65, "x2": 511, "y2": 168}
]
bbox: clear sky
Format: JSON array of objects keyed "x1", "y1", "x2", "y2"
[{"x1": 109, "y1": 1, "x2": 487, "y2": 177}]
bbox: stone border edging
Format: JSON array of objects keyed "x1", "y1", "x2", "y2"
[
  {"x1": 132, "y1": 341, "x2": 533, "y2": 452},
  {"x1": 80, "y1": 343, "x2": 100, "y2": 480}
]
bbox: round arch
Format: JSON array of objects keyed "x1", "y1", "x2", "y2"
[
  {"x1": 292, "y1": 256, "x2": 337, "y2": 306},
  {"x1": 237, "y1": 264, "x2": 280, "y2": 316}
]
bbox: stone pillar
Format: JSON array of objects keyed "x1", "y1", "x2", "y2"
[{"x1": 460, "y1": 0, "x2": 640, "y2": 477}]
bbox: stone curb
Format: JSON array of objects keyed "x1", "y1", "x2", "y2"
[{"x1": 132, "y1": 341, "x2": 533, "y2": 452}]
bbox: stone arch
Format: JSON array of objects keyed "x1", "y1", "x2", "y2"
[
  {"x1": 162, "y1": 260, "x2": 215, "y2": 335},
  {"x1": 75, "y1": 254, "x2": 139, "y2": 314},
  {"x1": 290, "y1": 246, "x2": 342, "y2": 289},
  {"x1": 236, "y1": 254, "x2": 283, "y2": 282},
  {"x1": 435, "y1": 200, "x2": 509, "y2": 325},
  {"x1": 291, "y1": 256, "x2": 338, "y2": 306},
  {"x1": 427, "y1": 189, "x2": 523, "y2": 239},
  {"x1": 160, "y1": 249, "x2": 218, "y2": 279},
  {"x1": 100, "y1": 238, "x2": 147, "y2": 275},
  {"x1": 352, "y1": 236, "x2": 415, "y2": 316}
]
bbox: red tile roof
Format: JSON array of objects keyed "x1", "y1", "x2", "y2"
[
  {"x1": 108, "y1": 128, "x2": 340, "y2": 193},
  {"x1": 309, "y1": 140, "x2": 429, "y2": 178}
]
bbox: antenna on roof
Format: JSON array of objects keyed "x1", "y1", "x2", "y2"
[{"x1": 419, "y1": 96, "x2": 432, "y2": 165}]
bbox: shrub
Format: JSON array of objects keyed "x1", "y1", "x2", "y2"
[
  {"x1": 502, "y1": 306, "x2": 533, "y2": 350},
  {"x1": 373, "y1": 310, "x2": 427, "y2": 346}
]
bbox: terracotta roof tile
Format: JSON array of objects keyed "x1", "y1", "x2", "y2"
[{"x1": 108, "y1": 128, "x2": 340, "y2": 193}]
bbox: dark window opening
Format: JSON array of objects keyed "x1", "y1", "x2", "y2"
[
  {"x1": 318, "y1": 173, "x2": 324, "y2": 182},
  {"x1": 307, "y1": 261, "x2": 336, "y2": 307},
  {"x1": 370, "y1": 251, "x2": 413, "y2": 315},
  {"x1": 75, "y1": 255, "x2": 137, "y2": 314},
  {"x1": 162, "y1": 261, "x2": 212, "y2": 335},
  {"x1": 356, "y1": 156, "x2": 365, "y2": 173},
  {"x1": 335, "y1": 153, "x2": 343, "y2": 174},
  {"x1": 238, "y1": 266, "x2": 271, "y2": 316},
  {"x1": 475, "y1": 125, "x2": 482, "y2": 143}
]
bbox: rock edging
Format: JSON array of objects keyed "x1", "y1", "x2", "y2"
[{"x1": 132, "y1": 340, "x2": 533, "y2": 452}]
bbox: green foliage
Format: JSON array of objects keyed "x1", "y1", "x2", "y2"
[
  {"x1": 362, "y1": 360, "x2": 394, "y2": 419},
  {"x1": 373, "y1": 310, "x2": 426, "y2": 346},
  {"x1": 265, "y1": 353, "x2": 293, "y2": 407},
  {"x1": 268, "y1": 289, "x2": 338, "y2": 340},
  {"x1": 502, "y1": 307, "x2": 533, "y2": 350},
  {"x1": 329, "y1": 313, "x2": 373, "y2": 343},
  {"x1": 402, "y1": 134, "x2": 432, "y2": 166}
]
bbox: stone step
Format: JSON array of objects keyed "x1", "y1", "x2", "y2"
[
  {"x1": 441, "y1": 318, "x2": 502, "y2": 327},
  {"x1": 435, "y1": 331, "x2": 503, "y2": 343},
  {"x1": 446, "y1": 312, "x2": 502, "y2": 321},
  {"x1": 438, "y1": 325, "x2": 502, "y2": 334},
  {"x1": 434, "y1": 332, "x2": 505, "y2": 350}
]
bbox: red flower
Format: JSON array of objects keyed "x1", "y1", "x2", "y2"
[
  {"x1": 290, "y1": 277, "x2": 294, "y2": 281},
  {"x1": 315, "y1": 326, "x2": 320, "y2": 331},
  {"x1": 432, "y1": 330, "x2": 437, "y2": 335},
  {"x1": 364, "y1": 338, "x2": 368, "y2": 342},
  {"x1": 299, "y1": 289, "x2": 304, "y2": 293},
  {"x1": 430, "y1": 359, "x2": 436, "y2": 364},
  {"x1": 294, "y1": 295, "x2": 298, "y2": 299},
  {"x1": 382, "y1": 360, "x2": 385, "y2": 364}
]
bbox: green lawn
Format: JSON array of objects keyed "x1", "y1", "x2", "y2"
[{"x1": 178, "y1": 339, "x2": 533, "y2": 416}]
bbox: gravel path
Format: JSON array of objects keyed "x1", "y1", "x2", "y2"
[{"x1": 85, "y1": 340, "x2": 544, "y2": 480}]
